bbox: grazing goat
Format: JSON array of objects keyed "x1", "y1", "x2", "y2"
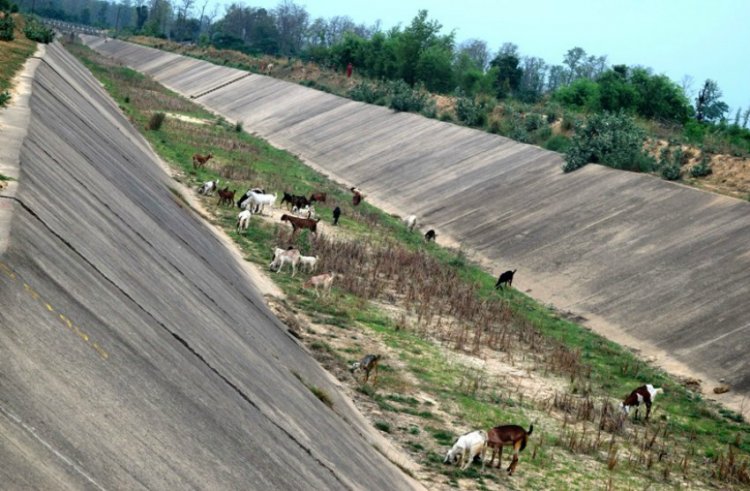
[
  {"x1": 309, "y1": 192, "x2": 327, "y2": 203},
  {"x1": 217, "y1": 187, "x2": 235, "y2": 207},
  {"x1": 299, "y1": 255, "x2": 318, "y2": 272},
  {"x1": 244, "y1": 192, "x2": 277, "y2": 215},
  {"x1": 403, "y1": 214, "x2": 417, "y2": 232},
  {"x1": 621, "y1": 384, "x2": 664, "y2": 420},
  {"x1": 495, "y1": 269, "x2": 517, "y2": 290},
  {"x1": 292, "y1": 204, "x2": 316, "y2": 219},
  {"x1": 349, "y1": 354, "x2": 381, "y2": 384},
  {"x1": 332, "y1": 206, "x2": 341, "y2": 226},
  {"x1": 303, "y1": 271, "x2": 336, "y2": 297},
  {"x1": 269, "y1": 247, "x2": 301, "y2": 276},
  {"x1": 352, "y1": 192, "x2": 363, "y2": 206},
  {"x1": 237, "y1": 188, "x2": 266, "y2": 209},
  {"x1": 198, "y1": 179, "x2": 219, "y2": 196},
  {"x1": 487, "y1": 424, "x2": 533, "y2": 475},
  {"x1": 425, "y1": 229, "x2": 437, "y2": 242},
  {"x1": 236, "y1": 210, "x2": 252, "y2": 233},
  {"x1": 443, "y1": 430, "x2": 488, "y2": 471},
  {"x1": 281, "y1": 214, "x2": 319, "y2": 236},
  {"x1": 192, "y1": 153, "x2": 213, "y2": 169}
]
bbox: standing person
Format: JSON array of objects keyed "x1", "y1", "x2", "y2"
[
  {"x1": 346, "y1": 62, "x2": 353, "y2": 78},
  {"x1": 333, "y1": 206, "x2": 341, "y2": 225}
]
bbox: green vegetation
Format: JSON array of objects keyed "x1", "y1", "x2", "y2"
[
  {"x1": 67, "y1": 39, "x2": 750, "y2": 489},
  {"x1": 0, "y1": 13, "x2": 36, "y2": 108},
  {"x1": 22, "y1": 15, "x2": 54, "y2": 43}
]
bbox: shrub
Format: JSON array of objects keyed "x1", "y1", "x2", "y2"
[
  {"x1": 690, "y1": 155, "x2": 712, "y2": 177},
  {"x1": 544, "y1": 134, "x2": 571, "y2": 153},
  {"x1": 374, "y1": 421, "x2": 391, "y2": 433},
  {"x1": 23, "y1": 16, "x2": 54, "y2": 43},
  {"x1": 147, "y1": 112, "x2": 166, "y2": 130},
  {"x1": 0, "y1": 11, "x2": 15, "y2": 41},
  {"x1": 454, "y1": 89, "x2": 487, "y2": 127},
  {"x1": 660, "y1": 163, "x2": 681, "y2": 180},
  {"x1": 234, "y1": 121, "x2": 243, "y2": 132},
  {"x1": 0, "y1": 90, "x2": 10, "y2": 107},
  {"x1": 348, "y1": 81, "x2": 387, "y2": 105},
  {"x1": 563, "y1": 111, "x2": 649, "y2": 173},
  {"x1": 386, "y1": 80, "x2": 429, "y2": 113},
  {"x1": 525, "y1": 113, "x2": 545, "y2": 132}
]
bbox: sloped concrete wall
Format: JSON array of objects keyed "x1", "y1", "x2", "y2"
[
  {"x1": 0, "y1": 42, "x2": 419, "y2": 490},
  {"x1": 81, "y1": 37, "x2": 750, "y2": 399}
]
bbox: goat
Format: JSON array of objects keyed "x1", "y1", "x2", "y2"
[
  {"x1": 425, "y1": 229, "x2": 437, "y2": 242},
  {"x1": 495, "y1": 269, "x2": 517, "y2": 290},
  {"x1": 192, "y1": 152, "x2": 213, "y2": 168},
  {"x1": 236, "y1": 209, "x2": 252, "y2": 233},
  {"x1": 198, "y1": 179, "x2": 219, "y2": 196},
  {"x1": 299, "y1": 255, "x2": 318, "y2": 272},
  {"x1": 292, "y1": 204, "x2": 316, "y2": 219},
  {"x1": 403, "y1": 214, "x2": 417, "y2": 232},
  {"x1": 443, "y1": 430, "x2": 488, "y2": 471},
  {"x1": 352, "y1": 192, "x2": 363, "y2": 206},
  {"x1": 244, "y1": 192, "x2": 277, "y2": 215},
  {"x1": 332, "y1": 206, "x2": 341, "y2": 226},
  {"x1": 621, "y1": 384, "x2": 664, "y2": 420},
  {"x1": 237, "y1": 188, "x2": 266, "y2": 209},
  {"x1": 217, "y1": 187, "x2": 235, "y2": 207},
  {"x1": 280, "y1": 192, "x2": 295, "y2": 209},
  {"x1": 281, "y1": 214, "x2": 319, "y2": 236},
  {"x1": 303, "y1": 271, "x2": 337, "y2": 297},
  {"x1": 348, "y1": 354, "x2": 381, "y2": 384},
  {"x1": 487, "y1": 424, "x2": 533, "y2": 475},
  {"x1": 309, "y1": 192, "x2": 327, "y2": 203},
  {"x1": 269, "y1": 247, "x2": 301, "y2": 276}
]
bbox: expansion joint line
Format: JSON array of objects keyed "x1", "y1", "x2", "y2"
[{"x1": 190, "y1": 73, "x2": 252, "y2": 99}]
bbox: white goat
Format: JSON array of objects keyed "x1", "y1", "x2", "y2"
[
  {"x1": 244, "y1": 192, "x2": 277, "y2": 215},
  {"x1": 303, "y1": 272, "x2": 337, "y2": 297},
  {"x1": 292, "y1": 204, "x2": 316, "y2": 220},
  {"x1": 443, "y1": 430, "x2": 488, "y2": 471},
  {"x1": 236, "y1": 209, "x2": 252, "y2": 233},
  {"x1": 198, "y1": 179, "x2": 219, "y2": 196},
  {"x1": 269, "y1": 248, "x2": 300, "y2": 276},
  {"x1": 403, "y1": 214, "x2": 417, "y2": 232},
  {"x1": 299, "y1": 255, "x2": 318, "y2": 272}
]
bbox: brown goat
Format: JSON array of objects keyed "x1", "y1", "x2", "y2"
[
  {"x1": 281, "y1": 214, "x2": 319, "y2": 235},
  {"x1": 487, "y1": 424, "x2": 533, "y2": 475},
  {"x1": 192, "y1": 152, "x2": 213, "y2": 168},
  {"x1": 217, "y1": 187, "x2": 235, "y2": 207},
  {"x1": 309, "y1": 192, "x2": 327, "y2": 203}
]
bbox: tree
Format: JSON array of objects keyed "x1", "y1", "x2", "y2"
[
  {"x1": 274, "y1": 0, "x2": 308, "y2": 56},
  {"x1": 395, "y1": 10, "x2": 449, "y2": 85},
  {"x1": 695, "y1": 79, "x2": 729, "y2": 122},
  {"x1": 489, "y1": 43, "x2": 522, "y2": 99},
  {"x1": 457, "y1": 39, "x2": 489, "y2": 71},
  {"x1": 519, "y1": 56, "x2": 547, "y2": 102}
]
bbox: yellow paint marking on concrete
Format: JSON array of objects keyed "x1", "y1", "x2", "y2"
[
  {"x1": 0, "y1": 261, "x2": 109, "y2": 362},
  {"x1": 24, "y1": 283, "x2": 41, "y2": 300}
]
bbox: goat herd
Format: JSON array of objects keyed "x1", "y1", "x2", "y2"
[{"x1": 194, "y1": 162, "x2": 666, "y2": 478}]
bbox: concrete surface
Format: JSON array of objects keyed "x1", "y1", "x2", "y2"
[
  {"x1": 80, "y1": 36, "x2": 750, "y2": 407},
  {"x1": 0, "y1": 42, "x2": 421, "y2": 490}
]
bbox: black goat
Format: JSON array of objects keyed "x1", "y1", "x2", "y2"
[
  {"x1": 425, "y1": 229, "x2": 437, "y2": 242},
  {"x1": 332, "y1": 206, "x2": 341, "y2": 225},
  {"x1": 495, "y1": 269, "x2": 517, "y2": 290}
]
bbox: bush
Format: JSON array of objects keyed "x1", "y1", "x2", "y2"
[
  {"x1": 690, "y1": 155, "x2": 712, "y2": 177},
  {"x1": 234, "y1": 121, "x2": 243, "y2": 132},
  {"x1": 454, "y1": 89, "x2": 487, "y2": 127},
  {"x1": 0, "y1": 11, "x2": 15, "y2": 41},
  {"x1": 544, "y1": 134, "x2": 571, "y2": 153},
  {"x1": 23, "y1": 16, "x2": 54, "y2": 43},
  {"x1": 563, "y1": 112, "x2": 649, "y2": 173},
  {"x1": 386, "y1": 80, "x2": 429, "y2": 113},
  {"x1": 660, "y1": 163, "x2": 681, "y2": 180},
  {"x1": 0, "y1": 90, "x2": 10, "y2": 107},
  {"x1": 147, "y1": 112, "x2": 166, "y2": 130},
  {"x1": 348, "y1": 81, "x2": 387, "y2": 105}
]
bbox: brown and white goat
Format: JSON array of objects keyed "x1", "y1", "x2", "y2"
[
  {"x1": 487, "y1": 424, "x2": 533, "y2": 475},
  {"x1": 621, "y1": 384, "x2": 664, "y2": 420}
]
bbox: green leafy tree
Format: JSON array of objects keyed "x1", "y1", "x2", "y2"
[
  {"x1": 0, "y1": 10, "x2": 15, "y2": 41},
  {"x1": 489, "y1": 43, "x2": 522, "y2": 99},
  {"x1": 553, "y1": 78, "x2": 600, "y2": 111},
  {"x1": 563, "y1": 111, "x2": 652, "y2": 173},
  {"x1": 695, "y1": 79, "x2": 729, "y2": 122}
]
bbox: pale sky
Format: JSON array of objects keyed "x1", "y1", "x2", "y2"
[{"x1": 218, "y1": 0, "x2": 750, "y2": 115}]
